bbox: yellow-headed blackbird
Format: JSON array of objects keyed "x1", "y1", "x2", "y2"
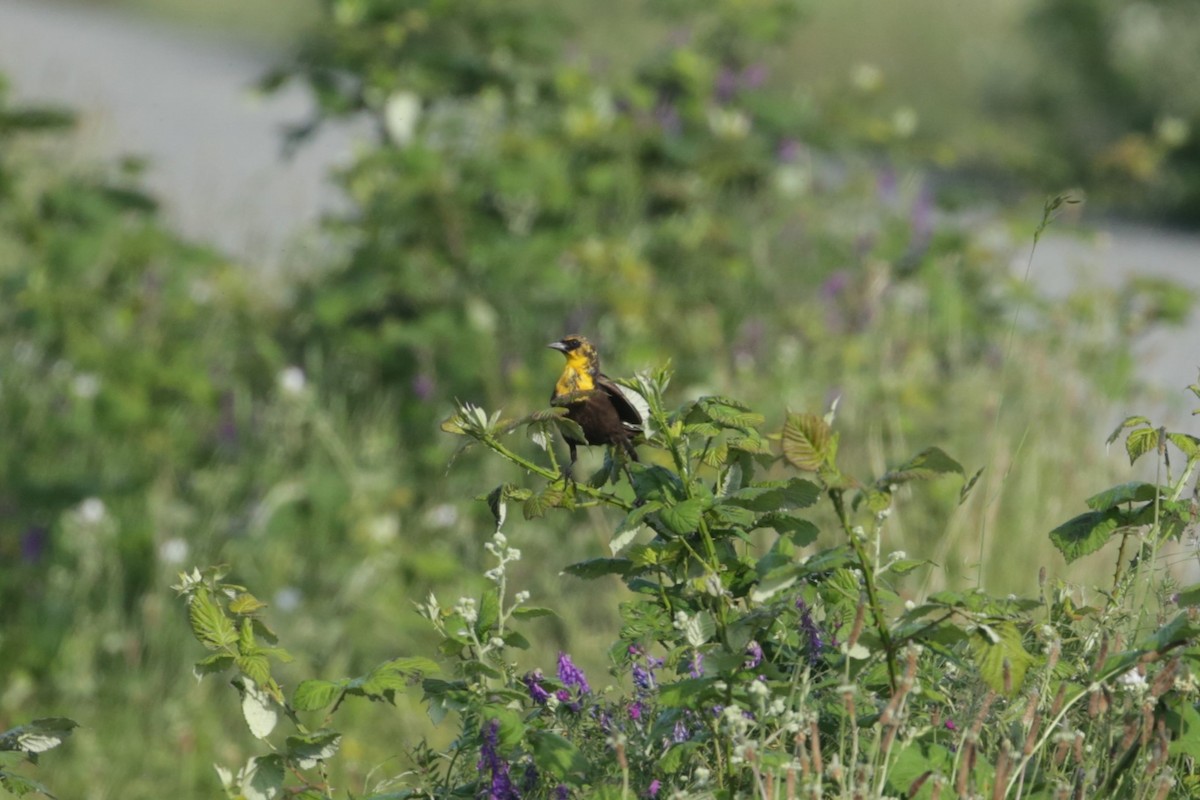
[{"x1": 548, "y1": 334, "x2": 642, "y2": 473}]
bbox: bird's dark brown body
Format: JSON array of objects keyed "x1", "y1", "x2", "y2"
[{"x1": 548, "y1": 335, "x2": 641, "y2": 471}]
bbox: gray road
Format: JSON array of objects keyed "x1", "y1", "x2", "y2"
[
  {"x1": 0, "y1": 0, "x2": 365, "y2": 268},
  {"x1": 1, "y1": 0, "x2": 1196, "y2": 426}
]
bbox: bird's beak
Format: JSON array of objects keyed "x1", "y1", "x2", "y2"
[{"x1": 547, "y1": 340, "x2": 568, "y2": 352}]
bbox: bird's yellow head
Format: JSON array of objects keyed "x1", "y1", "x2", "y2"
[{"x1": 548, "y1": 334, "x2": 599, "y2": 396}]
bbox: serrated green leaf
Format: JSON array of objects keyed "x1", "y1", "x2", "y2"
[
  {"x1": 562, "y1": 557, "x2": 633, "y2": 579},
  {"x1": 882, "y1": 447, "x2": 964, "y2": 484},
  {"x1": 1107, "y1": 415, "x2": 1150, "y2": 445},
  {"x1": 193, "y1": 652, "x2": 235, "y2": 678},
  {"x1": 237, "y1": 678, "x2": 279, "y2": 740},
  {"x1": 683, "y1": 611, "x2": 716, "y2": 647},
  {"x1": 657, "y1": 677, "x2": 717, "y2": 707},
  {"x1": 229, "y1": 593, "x2": 267, "y2": 615},
  {"x1": 293, "y1": 680, "x2": 343, "y2": 711},
  {"x1": 704, "y1": 402, "x2": 765, "y2": 430},
  {"x1": 751, "y1": 565, "x2": 801, "y2": 603},
  {"x1": 969, "y1": 622, "x2": 1033, "y2": 695},
  {"x1": 523, "y1": 484, "x2": 565, "y2": 520},
  {"x1": 1085, "y1": 481, "x2": 1162, "y2": 511},
  {"x1": 756, "y1": 513, "x2": 819, "y2": 546},
  {"x1": 286, "y1": 731, "x2": 342, "y2": 769},
  {"x1": 1167, "y1": 432, "x2": 1200, "y2": 459},
  {"x1": 529, "y1": 731, "x2": 588, "y2": 778},
  {"x1": 0, "y1": 770, "x2": 54, "y2": 798},
  {"x1": 0, "y1": 718, "x2": 78, "y2": 755},
  {"x1": 244, "y1": 754, "x2": 285, "y2": 800},
  {"x1": 726, "y1": 478, "x2": 820, "y2": 512},
  {"x1": 1048, "y1": 509, "x2": 1123, "y2": 563},
  {"x1": 658, "y1": 497, "x2": 709, "y2": 535},
  {"x1": 781, "y1": 412, "x2": 831, "y2": 471},
  {"x1": 188, "y1": 587, "x2": 238, "y2": 651},
  {"x1": 236, "y1": 652, "x2": 272, "y2": 686},
  {"x1": 511, "y1": 606, "x2": 557, "y2": 620},
  {"x1": 1126, "y1": 426, "x2": 1161, "y2": 465},
  {"x1": 477, "y1": 590, "x2": 500, "y2": 638}
]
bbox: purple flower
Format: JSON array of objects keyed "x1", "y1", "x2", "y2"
[
  {"x1": 741, "y1": 63, "x2": 768, "y2": 89},
  {"x1": 557, "y1": 652, "x2": 591, "y2": 694},
  {"x1": 672, "y1": 721, "x2": 690, "y2": 743},
  {"x1": 945, "y1": 719, "x2": 957, "y2": 732},
  {"x1": 632, "y1": 663, "x2": 655, "y2": 691},
  {"x1": 521, "y1": 763, "x2": 539, "y2": 794},
  {"x1": 478, "y1": 719, "x2": 516, "y2": 799},
  {"x1": 553, "y1": 785, "x2": 569, "y2": 800},
  {"x1": 523, "y1": 670, "x2": 551, "y2": 705},
  {"x1": 688, "y1": 651, "x2": 704, "y2": 679},
  {"x1": 647, "y1": 779, "x2": 662, "y2": 798},
  {"x1": 20, "y1": 525, "x2": 48, "y2": 564},
  {"x1": 796, "y1": 596, "x2": 826, "y2": 665},
  {"x1": 744, "y1": 640, "x2": 763, "y2": 669},
  {"x1": 556, "y1": 689, "x2": 572, "y2": 704},
  {"x1": 629, "y1": 702, "x2": 643, "y2": 721},
  {"x1": 777, "y1": 138, "x2": 801, "y2": 164},
  {"x1": 715, "y1": 67, "x2": 740, "y2": 103},
  {"x1": 411, "y1": 373, "x2": 436, "y2": 402},
  {"x1": 819, "y1": 270, "x2": 850, "y2": 300}
]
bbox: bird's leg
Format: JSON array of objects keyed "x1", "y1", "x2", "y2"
[{"x1": 561, "y1": 441, "x2": 579, "y2": 490}]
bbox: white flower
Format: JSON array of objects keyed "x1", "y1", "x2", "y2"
[
  {"x1": 384, "y1": 90, "x2": 422, "y2": 146},
  {"x1": 159, "y1": 537, "x2": 190, "y2": 565},
  {"x1": 72, "y1": 373, "x2": 101, "y2": 399},
  {"x1": 278, "y1": 366, "x2": 306, "y2": 395},
  {"x1": 79, "y1": 497, "x2": 107, "y2": 525}
]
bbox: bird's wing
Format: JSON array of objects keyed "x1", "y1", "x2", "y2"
[{"x1": 597, "y1": 374, "x2": 644, "y2": 431}]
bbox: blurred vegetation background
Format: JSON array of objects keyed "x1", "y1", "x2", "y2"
[{"x1": 2, "y1": 0, "x2": 1198, "y2": 796}]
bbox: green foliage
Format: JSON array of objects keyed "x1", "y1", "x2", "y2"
[
  {"x1": 0, "y1": 717, "x2": 77, "y2": 798},
  {"x1": 182, "y1": 370, "x2": 1200, "y2": 797},
  {"x1": 1022, "y1": 0, "x2": 1200, "y2": 221}
]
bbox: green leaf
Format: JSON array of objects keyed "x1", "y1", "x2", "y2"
[
  {"x1": 353, "y1": 657, "x2": 441, "y2": 703},
  {"x1": 1085, "y1": 481, "x2": 1162, "y2": 511},
  {"x1": 1048, "y1": 509, "x2": 1123, "y2": 563},
  {"x1": 237, "y1": 678, "x2": 279, "y2": 740},
  {"x1": 683, "y1": 611, "x2": 716, "y2": 647},
  {"x1": 193, "y1": 652, "x2": 235, "y2": 678},
  {"x1": 659, "y1": 741, "x2": 701, "y2": 774},
  {"x1": 1167, "y1": 432, "x2": 1200, "y2": 460},
  {"x1": 293, "y1": 680, "x2": 344, "y2": 712},
  {"x1": 244, "y1": 754, "x2": 285, "y2": 800},
  {"x1": 0, "y1": 718, "x2": 78, "y2": 755},
  {"x1": 286, "y1": 731, "x2": 342, "y2": 769},
  {"x1": 781, "y1": 412, "x2": 831, "y2": 471},
  {"x1": 756, "y1": 513, "x2": 819, "y2": 546},
  {"x1": 529, "y1": 731, "x2": 588, "y2": 778},
  {"x1": 188, "y1": 587, "x2": 238, "y2": 650},
  {"x1": 1175, "y1": 582, "x2": 1200, "y2": 608},
  {"x1": 657, "y1": 678, "x2": 717, "y2": 707},
  {"x1": 523, "y1": 484, "x2": 565, "y2": 519},
  {"x1": 1168, "y1": 703, "x2": 1200, "y2": 760},
  {"x1": 1125, "y1": 426, "x2": 1160, "y2": 465},
  {"x1": 228, "y1": 593, "x2": 268, "y2": 615},
  {"x1": 658, "y1": 497, "x2": 709, "y2": 535},
  {"x1": 1107, "y1": 415, "x2": 1150, "y2": 445},
  {"x1": 562, "y1": 558, "x2": 633, "y2": 579},
  {"x1": 882, "y1": 447, "x2": 964, "y2": 484},
  {"x1": 726, "y1": 478, "x2": 820, "y2": 512},
  {"x1": 236, "y1": 652, "x2": 273, "y2": 686},
  {"x1": 968, "y1": 622, "x2": 1033, "y2": 696},
  {"x1": 511, "y1": 606, "x2": 557, "y2": 620},
  {"x1": 0, "y1": 770, "x2": 55, "y2": 798},
  {"x1": 477, "y1": 589, "x2": 500, "y2": 637}
]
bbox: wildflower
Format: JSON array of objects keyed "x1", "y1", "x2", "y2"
[
  {"x1": 277, "y1": 366, "x2": 306, "y2": 395},
  {"x1": 744, "y1": 640, "x2": 763, "y2": 669},
  {"x1": 688, "y1": 651, "x2": 704, "y2": 678},
  {"x1": 632, "y1": 663, "x2": 655, "y2": 691},
  {"x1": 524, "y1": 670, "x2": 551, "y2": 704},
  {"x1": 945, "y1": 719, "x2": 957, "y2": 732},
  {"x1": 478, "y1": 719, "x2": 516, "y2": 799},
  {"x1": 672, "y1": 721, "x2": 690, "y2": 743},
  {"x1": 629, "y1": 702, "x2": 643, "y2": 721},
  {"x1": 557, "y1": 652, "x2": 591, "y2": 694},
  {"x1": 553, "y1": 785, "x2": 569, "y2": 800},
  {"x1": 795, "y1": 596, "x2": 826, "y2": 665},
  {"x1": 646, "y1": 779, "x2": 662, "y2": 798}
]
